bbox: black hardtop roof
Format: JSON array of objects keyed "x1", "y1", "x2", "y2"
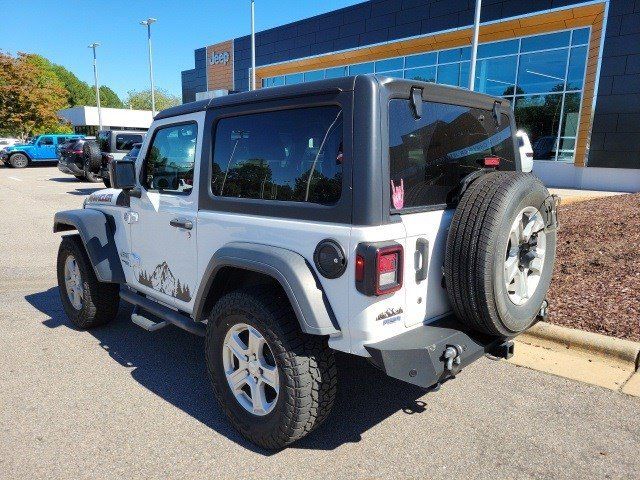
[{"x1": 155, "y1": 74, "x2": 506, "y2": 120}]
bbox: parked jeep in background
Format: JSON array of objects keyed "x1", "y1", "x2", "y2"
[
  {"x1": 81, "y1": 129, "x2": 146, "y2": 184},
  {"x1": 1, "y1": 134, "x2": 84, "y2": 168},
  {"x1": 54, "y1": 75, "x2": 557, "y2": 450}
]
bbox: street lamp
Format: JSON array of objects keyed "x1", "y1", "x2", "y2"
[
  {"x1": 469, "y1": 0, "x2": 482, "y2": 91},
  {"x1": 250, "y1": 1, "x2": 256, "y2": 90},
  {"x1": 140, "y1": 17, "x2": 157, "y2": 115},
  {"x1": 87, "y1": 42, "x2": 103, "y2": 131}
]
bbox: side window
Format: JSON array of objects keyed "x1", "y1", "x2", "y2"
[
  {"x1": 211, "y1": 106, "x2": 343, "y2": 205},
  {"x1": 39, "y1": 137, "x2": 54, "y2": 146},
  {"x1": 143, "y1": 123, "x2": 197, "y2": 195},
  {"x1": 116, "y1": 134, "x2": 143, "y2": 151}
]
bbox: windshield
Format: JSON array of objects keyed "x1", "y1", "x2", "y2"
[{"x1": 389, "y1": 99, "x2": 515, "y2": 210}]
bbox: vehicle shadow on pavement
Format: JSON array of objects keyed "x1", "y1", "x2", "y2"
[
  {"x1": 49, "y1": 176, "x2": 84, "y2": 182},
  {"x1": 27, "y1": 287, "x2": 430, "y2": 454},
  {"x1": 66, "y1": 187, "x2": 103, "y2": 196}
]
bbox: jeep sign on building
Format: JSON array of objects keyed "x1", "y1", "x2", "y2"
[
  {"x1": 201, "y1": 40, "x2": 234, "y2": 93},
  {"x1": 181, "y1": 0, "x2": 640, "y2": 192}
]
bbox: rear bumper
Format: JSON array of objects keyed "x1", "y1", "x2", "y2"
[
  {"x1": 58, "y1": 159, "x2": 83, "y2": 175},
  {"x1": 364, "y1": 316, "x2": 514, "y2": 389}
]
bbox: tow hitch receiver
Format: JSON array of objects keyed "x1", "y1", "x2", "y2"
[{"x1": 490, "y1": 340, "x2": 515, "y2": 360}]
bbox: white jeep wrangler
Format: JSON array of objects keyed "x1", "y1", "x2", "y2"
[{"x1": 54, "y1": 75, "x2": 557, "y2": 449}]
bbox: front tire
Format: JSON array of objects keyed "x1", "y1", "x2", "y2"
[
  {"x1": 56, "y1": 235, "x2": 120, "y2": 329},
  {"x1": 9, "y1": 153, "x2": 28, "y2": 168},
  {"x1": 205, "y1": 285, "x2": 337, "y2": 450}
]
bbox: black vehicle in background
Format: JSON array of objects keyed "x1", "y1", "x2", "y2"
[{"x1": 57, "y1": 138, "x2": 95, "y2": 180}]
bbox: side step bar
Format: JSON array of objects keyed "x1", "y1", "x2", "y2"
[
  {"x1": 120, "y1": 288, "x2": 206, "y2": 337},
  {"x1": 131, "y1": 308, "x2": 168, "y2": 332}
]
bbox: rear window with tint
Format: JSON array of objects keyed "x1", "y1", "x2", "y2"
[{"x1": 389, "y1": 99, "x2": 515, "y2": 209}]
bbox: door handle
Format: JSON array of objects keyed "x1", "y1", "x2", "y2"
[
  {"x1": 170, "y1": 218, "x2": 193, "y2": 230},
  {"x1": 416, "y1": 238, "x2": 429, "y2": 283}
]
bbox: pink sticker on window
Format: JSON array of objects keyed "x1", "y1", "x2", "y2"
[{"x1": 391, "y1": 179, "x2": 404, "y2": 210}]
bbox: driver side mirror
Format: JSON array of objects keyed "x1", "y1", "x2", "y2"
[{"x1": 109, "y1": 159, "x2": 137, "y2": 191}]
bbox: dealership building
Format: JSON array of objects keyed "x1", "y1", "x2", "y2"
[{"x1": 181, "y1": 0, "x2": 640, "y2": 191}]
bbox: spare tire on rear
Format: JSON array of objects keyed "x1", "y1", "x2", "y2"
[
  {"x1": 82, "y1": 140, "x2": 102, "y2": 173},
  {"x1": 444, "y1": 172, "x2": 557, "y2": 338}
]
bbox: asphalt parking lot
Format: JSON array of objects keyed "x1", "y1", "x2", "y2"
[{"x1": 1, "y1": 165, "x2": 639, "y2": 480}]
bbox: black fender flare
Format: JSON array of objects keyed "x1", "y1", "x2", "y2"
[
  {"x1": 53, "y1": 209, "x2": 125, "y2": 283},
  {"x1": 193, "y1": 242, "x2": 340, "y2": 336}
]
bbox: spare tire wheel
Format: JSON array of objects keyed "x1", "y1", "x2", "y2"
[
  {"x1": 83, "y1": 140, "x2": 102, "y2": 172},
  {"x1": 444, "y1": 172, "x2": 556, "y2": 338}
]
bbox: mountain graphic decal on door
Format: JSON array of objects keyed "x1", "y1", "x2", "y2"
[{"x1": 138, "y1": 261, "x2": 192, "y2": 302}]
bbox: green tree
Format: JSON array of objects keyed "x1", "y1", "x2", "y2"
[
  {"x1": 125, "y1": 88, "x2": 180, "y2": 111},
  {"x1": 98, "y1": 85, "x2": 124, "y2": 108},
  {"x1": 0, "y1": 51, "x2": 71, "y2": 137},
  {"x1": 26, "y1": 54, "x2": 124, "y2": 108}
]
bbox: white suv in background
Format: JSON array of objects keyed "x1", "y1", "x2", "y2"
[{"x1": 517, "y1": 130, "x2": 534, "y2": 172}]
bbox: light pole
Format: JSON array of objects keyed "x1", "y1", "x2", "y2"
[
  {"x1": 88, "y1": 42, "x2": 103, "y2": 131},
  {"x1": 468, "y1": 0, "x2": 482, "y2": 91},
  {"x1": 250, "y1": 1, "x2": 256, "y2": 90},
  {"x1": 140, "y1": 17, "x2": 157, "y2": 115}
]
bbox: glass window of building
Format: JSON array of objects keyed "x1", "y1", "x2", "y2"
[
  {"x1": 349, "y1": 62, "x2": 374, "y2": 75},
  {"x1": 260, "y1": 27, "x2": 590, "y2": 163},
  {"x1": 405, "y1": 52, "x2": 437, "y2": 68},
  {"x1": 325, "y1": 66, "x2": 347, "y2": 78},
  {"x1": 405, "y1": 65, "x2": 436, "y2": 83},
  {"x1": 517, "y1": 49, "x2": 568, "y2": 95},
  {"x1": 376, "y1": 57, "x2": 404, "y2": 72},
  {"x1": 474, "y1": 56, "x2": 517, "y2": 96},
  {"x1": 285, "y1": 73, "x2": 304, "y2": 85},
  {"x1": 304, "y1": 70, "x2": 324, "y2": 82},
  {"x1": 521, "y1": 31, "x2": 570, "y2": 53}
]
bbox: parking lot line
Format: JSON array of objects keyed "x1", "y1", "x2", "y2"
[{"x1": 8, "y1": 176, "x2": 23, "y2": 181}]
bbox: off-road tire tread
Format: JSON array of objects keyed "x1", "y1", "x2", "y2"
[
  {"x1": 56, "y1": 235, "x2": 119, "y2": 329},
  {"x1": 205, "y1": 285, "x2": 337, "y2": 450}
]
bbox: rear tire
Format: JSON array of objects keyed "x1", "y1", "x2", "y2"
[
  {"x1": 9, "y1": 153, "x2": 28, "y2": 168},
  {"x1": 444, "y1": 172, "x2": 556, "y2": 338},
  {"x1": 205, "y1": 285, "x2": 337, "y2": 450},
  {"x1": 56, "y1": 235, "x2": 120, "y2": 329}
]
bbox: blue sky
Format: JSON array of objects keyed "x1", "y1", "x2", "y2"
[{"x1": 0, "y1": 0, "x2": 362, "y2": 101}]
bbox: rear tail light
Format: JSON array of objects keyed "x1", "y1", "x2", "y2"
[
  {"x1": 355, "y1": 255, "x2": 365, "y2": 282},
  {"x1": 73, "y1": 150, "x2": 83, "y2": 154},
  {"x1": 355, "y1": 242, "x2": 403, "y2": 296},
  {"x1": 484, "y1": 156, "x2": 500, "y2": 167}
]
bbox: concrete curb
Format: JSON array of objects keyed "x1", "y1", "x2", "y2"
[
  {"x1": 518, "y1": 321, "x2": 640, "y2": 370},
  {"x1": 509, "y1": 322, "x2": 640, "y2": 396}
]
